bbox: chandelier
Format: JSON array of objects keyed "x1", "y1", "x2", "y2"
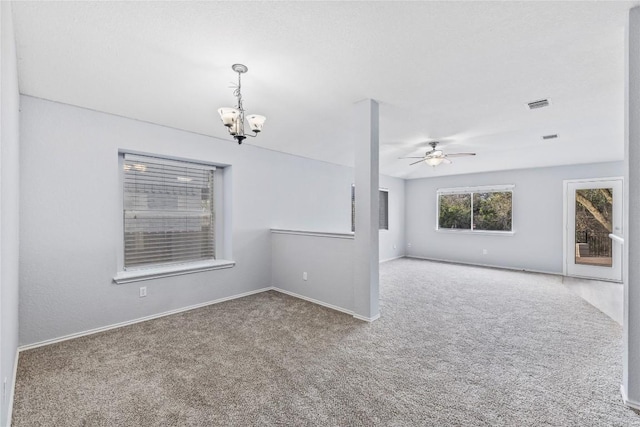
[{"x1": 218, "y1": 64, "x2": 266, "y2": 145}]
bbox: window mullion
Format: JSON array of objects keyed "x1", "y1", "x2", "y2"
[{"x1": 470, "y1": 192, "x2": 474, "y2": 231}]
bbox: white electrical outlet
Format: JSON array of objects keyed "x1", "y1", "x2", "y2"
[
  {"x1": 482, "y1": 249, "x2": 488, "y2": 255},
  {"x1": 407, "y1": 243, "x2": 412, "y2": 248},
  {"x1": 139, "y1": 286, "x2": 147, "y2": 297},
  {"x1": 303, "y1": 272, "x2": 308, "y2": 281}
]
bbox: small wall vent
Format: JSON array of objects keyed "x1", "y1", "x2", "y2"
[
  {"x1": 527, "y1": 99, "x2": 550, "y2": 110},
  {"x1": 542, "y1": 134, "x2": 558, "y2": 140}
]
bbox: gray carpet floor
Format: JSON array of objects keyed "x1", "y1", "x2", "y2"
[{"x1": 12, "y1": 258, "x2": 640, "y2": 426}]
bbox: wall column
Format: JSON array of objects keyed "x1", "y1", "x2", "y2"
[
  {"x1": 353, "y1": 99, "x2": 380, "y2": 321},
  {"x1": 623, "y1": 5, "x2": 640, "y2": 409},
  {"x1": 0, "y1": 1, "x2": 21, "y2": 424}
]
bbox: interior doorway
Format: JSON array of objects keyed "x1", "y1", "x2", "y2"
[{"x1": 564, "y1": 178, "x2": 623, "y2": 282}]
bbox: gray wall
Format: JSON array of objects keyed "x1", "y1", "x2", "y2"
[
  {"x1": 624, "y1": 5, "x2": 640, "y2": 407},
  {"x1": 406, "y1": 161, "x2": 623, "y2": 274},
  {"x1": 270, "y1": 173, "x2": 406, "y2": 315},
  {"x1": 271, "y1": 232, "x2": 354, "y2": 312},
  {"x1": 1, "y1": 1, "x2": 20, "y2": 424},
  {"x1": 19, "y1": 96, "x2": 406, "y2": 346}
]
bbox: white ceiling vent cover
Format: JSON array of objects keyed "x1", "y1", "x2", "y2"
[{"x1": 527, "y1": 99, "x2": 550, "y2": 110}]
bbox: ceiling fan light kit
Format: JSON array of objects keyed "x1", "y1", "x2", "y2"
[
  {"x1": 218, "y1": 64, "x2": 266, "y2": 145},
  {"x1": 425, "y1": 157, "x2": 444, "y2": 166}
]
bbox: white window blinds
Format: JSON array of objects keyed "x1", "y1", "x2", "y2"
[
  {"x1": 351, "y1": 184, "x2": 356, "y2": 232},
  {"x1": 123, "y1": 154, "x2": 215, "y2": 269}
]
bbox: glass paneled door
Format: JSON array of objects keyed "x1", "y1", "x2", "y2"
[{"x1": 566, "y1": 178, "x2": 623, "y2": 282}]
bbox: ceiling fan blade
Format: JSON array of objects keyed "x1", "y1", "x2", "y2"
[
  {"x1": 442, "y1": 158, "x2": 452, "y2": 164},
  {"x1": 398, "y1": 156, "x2": 426, "y2": 159},
  {"x1": 445, "y1": 152, "x2": 476, "y2": 158},
  {"x1": 409, "y1": 159, "x2": 425, "y2": 166}
]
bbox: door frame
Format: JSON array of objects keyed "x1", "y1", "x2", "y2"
[{"x1": 562, "y1": 176, "x2": 624, "y2": 281}]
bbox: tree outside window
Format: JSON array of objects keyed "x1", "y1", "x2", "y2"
[{"x1": 438, "y1": 187, "x2": 513, "y2": 232}]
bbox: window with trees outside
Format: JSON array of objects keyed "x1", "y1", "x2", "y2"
[{"x1": 437, "y1": 185, "x2": 513, "y2": 232}]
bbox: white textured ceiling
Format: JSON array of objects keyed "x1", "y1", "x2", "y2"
[{"x1": 11, "y1": 1, "x2": 639, "y2": 178}]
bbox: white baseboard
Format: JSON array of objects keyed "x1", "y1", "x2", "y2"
[
  {"x1": 380, "y1": 255, "x2": 405, "y2": 263},
  {"x1": 271, "y1": 287, "x2": 382, "y2": 323},
  {"x1": 352, "y1": 312, "x2": 381, "y2": 322},
  {"x1": 18, "y1": 287, "x2": 273, "y2": 352},
  {"x1": 406, "y1": 255, "x2": 560, "y2": 277},
  {"x1": 6, "y1": 348, "x2": 18, "y2": 427},
  {"x1": 621, "y1": 384, "x2": 640, "y2": 410},
  {"x1": 271, "y1": 287, "x2": 354, "y2": 317},
  {"x1": 18, "y1": 282, "x2": 384, "y2": 353}
]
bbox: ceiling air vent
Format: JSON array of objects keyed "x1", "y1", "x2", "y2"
[
  {"x1": 527, "y1": 99, "x2": 550, "y2": 110},
  {"x1": 542, "y1": 134, "x2": 558, "y2": 140}
]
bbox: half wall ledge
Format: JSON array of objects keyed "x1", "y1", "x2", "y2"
[{"x1": 270, "y1": 228, "x2": 355, "y2": 239}]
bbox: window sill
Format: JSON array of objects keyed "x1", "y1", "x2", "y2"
[
  {"x1": 113, "y1": 260, "x2": 235, "y2": 284},
  {"x1": 435, "y1": 228, "x2": 515, "y2": 236}
]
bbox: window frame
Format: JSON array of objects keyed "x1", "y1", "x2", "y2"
[
  {"x1": 351, "y1": 184, "x2": 389, "y2": 232},
  {"x1": 113, "y1": 151, "x2": 234, "y2": 284},
  {"x1": 379, "y1": 188, "x2": 389, "y2": 231},
  {"x1": 436, "y1": 184, "x2": 515, "y2": 235}
]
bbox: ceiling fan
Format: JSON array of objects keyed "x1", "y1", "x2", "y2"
[{"x1": 400, "y1": 141, "x2": 476, "y2": 167}]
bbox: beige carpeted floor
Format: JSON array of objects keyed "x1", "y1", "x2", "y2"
[{"x1": 12, "y1": 258, "x2": 640, "y2": 426}]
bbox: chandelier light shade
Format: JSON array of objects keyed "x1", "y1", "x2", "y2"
[
  {"x1": 247, "y1": 114, "x2": 266, "y2": 132},
  {"x1": 218, "y1": 64, "x2": 266, "y2": 144},
  {"x1": 218, "y1": 107, "x2": 240, "y2": 127}
]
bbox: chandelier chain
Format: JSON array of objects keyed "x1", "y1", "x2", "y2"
[{"x1": 234, "y1": 71, "x2": 244, "y2": 113}]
